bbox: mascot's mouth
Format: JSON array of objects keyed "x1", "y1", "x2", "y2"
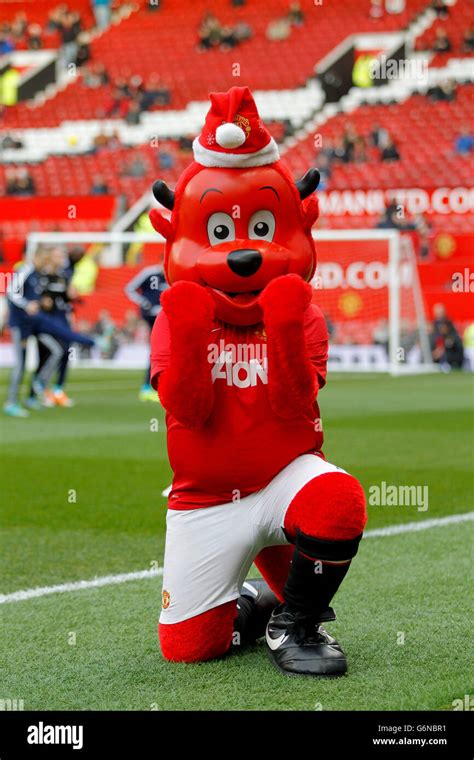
[{"x1": 209, "y1": 288, "x2": 261, "y2": 308}]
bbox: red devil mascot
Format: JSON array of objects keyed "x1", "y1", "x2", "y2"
[{"x1": 149, "y1": 86, "x2": 367, "y2": 676}]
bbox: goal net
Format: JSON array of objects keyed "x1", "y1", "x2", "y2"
[{"x1": 2, "y1": 229, "x2": 434, "y2": 374}]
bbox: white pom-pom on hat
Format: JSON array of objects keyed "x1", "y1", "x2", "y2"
[{"x1": 215, "y1": 122, "x2": 246, "y2": 149}]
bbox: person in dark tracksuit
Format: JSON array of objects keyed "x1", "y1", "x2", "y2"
[
  {"x1": 125, "y1": 264, "x2": 168, "y2": 401},
  {"x1": 5, "y1": 260, "x2": 44, "y2": 417},
  {"x1": 28, "y1": 248, "x2": 79, "y2": 408},
  {"x1": 4, "y1": 253, "x2": 94, "y2": 417}
]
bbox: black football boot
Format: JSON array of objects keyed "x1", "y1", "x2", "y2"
[
  {"x1": 266, "y1": 604, "x2": 346, "y2": 677},
  {"x1": 265, "y1": 528, "x2": 363, "y2": 676},
  {"x1": 231, "y1": 579, "x2": 279, "y2": 650}
]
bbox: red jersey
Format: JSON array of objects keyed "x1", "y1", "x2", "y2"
[{"x1": 150, "y1": 304, "x2": 328, "y2": 509}]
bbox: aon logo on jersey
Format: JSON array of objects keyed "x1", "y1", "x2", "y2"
[{"x1": 211, "y1": 351, "x2": 268, "y2": 387}]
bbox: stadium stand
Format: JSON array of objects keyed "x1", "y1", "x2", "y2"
[
  {"x1": 415, "y1": 0, "x2": 474, "y2": 65},
  {"x1": 284, "y1": 83, "x2": 474, "y2": 233},
  {"x1": 0, "y1": 0, "x2": 95, "y2": 51},
  {"x1": 2, "y1": 0, "x2": 434, "y2": 128}
]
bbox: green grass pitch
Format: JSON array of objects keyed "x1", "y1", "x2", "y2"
[{"x1": 0, "y1": 369, "x2": 472, "y2": 711}]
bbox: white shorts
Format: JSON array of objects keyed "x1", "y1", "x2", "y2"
[{"x1": 159, "y1": 453, "x2": 345, "y2": 624}]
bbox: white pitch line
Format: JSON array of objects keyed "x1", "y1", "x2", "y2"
[
  {"x1": 1, "y1": 512, "x2": 472, "y2": 605},
  {"x1": 363, "y1": 511, "x2": 474, "y2": 537},
  {"x1": 0, "y1": 568, "x2": 163, "y2": 605}
]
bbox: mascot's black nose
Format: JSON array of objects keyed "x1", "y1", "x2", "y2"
[{"x1": 227, "y1": 249, "x2": 262, "y2": 277}]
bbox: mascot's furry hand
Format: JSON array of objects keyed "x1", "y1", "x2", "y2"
[
  {"x1": 259, "y1": 274, "x2": 313, "y2": 326},
  {"x1": 258, "y1": 273, "x2": 317, "y2": 419},
  {"x1": 161, "y1": 280, "x2": 215, "y2": 329},
  {"x1": 159, "y1": 282, "x2": 216, "y2": 428}
]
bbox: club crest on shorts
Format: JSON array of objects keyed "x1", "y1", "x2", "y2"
[{"x1": 162, "y1": 590, "x2": 171, "y2": 610}]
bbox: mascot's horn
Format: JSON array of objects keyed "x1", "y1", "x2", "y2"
[
  {"x1": 153, "y1": 180, "x2": 175, "y2": 210},
  {"x1": 296, "y1": 168, "x2": 320, "y2": 200}
]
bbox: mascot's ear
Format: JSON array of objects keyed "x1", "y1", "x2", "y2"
[
  {"x1": 152, "y1": 180, "x2": 175, "y2": 210},
  {"x1": 301, "y1": 195, "x2": 320, "y2": 232},
  {"x1": 149, "y1": 208, "x2": 173, "y2": 240},
  {"x1": 296, "y1": 168, "x2": 320, "y2": 200}
]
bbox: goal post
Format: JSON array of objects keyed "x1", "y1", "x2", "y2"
[
  {"x1": 19, "y1": 228, "x2": 436, "y2": 375},
  {"x1": 313, "y1": 229, "x2": 435, "y2": 375}
]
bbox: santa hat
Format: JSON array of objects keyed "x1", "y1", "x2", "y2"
[{"x1": 193, "y1": 86, "x2": 280, "y2": 169}]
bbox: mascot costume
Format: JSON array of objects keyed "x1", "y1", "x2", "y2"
[{"x1": 149, "y1": 86, "x2": 367, "y2": 676}]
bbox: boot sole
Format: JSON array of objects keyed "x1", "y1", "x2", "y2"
[{"x1": 267, "y1": 646, "x2": 348, "y2": 678}]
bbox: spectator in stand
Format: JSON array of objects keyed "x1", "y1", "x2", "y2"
[
  {"x1": 370, "y1": 123, "x2": 389, "y2": 149},
  {"x1": 220, "y1": 26, "x2": 239, "y2": 50},
  {"x1": 102, "y1": 86, "x2": 129, "y2": 118},
  {"x1": 26, "y1": 23, "x2": 43, "y2": 49},
  {"x1": 432, "y1": 27, "x2": 452, "y2": 53},
  {"x1": 93, "y1": 309, "x2": 118, "y2": 359},
  {"x1": 178, "y1": 134, "x2": 194, "y2": 151},
  {"x1": 432, "y1": 303, "x2": 448, "y2": 335},
  {"x1": 413, "y1": 214, "x2": 433, "y2": 259},
  {"x1": 60, "y1": 12, "x2": 81, "y2": 67},
  {"x1": 427, "y1": 79, "x2": 456, "y2": 101},
  {"x1": 128, "y1": 74, "x2": 145, "y2": 103},
  {"x1": 319, "y1": 136, "x2": 335, "y2": 164},
  {"x1": 75, "y1": 32, "x2": 91, "y2": 67},
  {"x1": 18, "y1": 167, "x2": 36, "y2": 194},
  {"x1": 376, "y1": 200, "x2": 405, "y2": 230},
  {"x1": 92, "y1": 131, "x2": 111, "y2": 151},
  {"x1": 324, "y1": 314, "x2": 335, "y2": 341},
  {"x1": 266, "y1": 17, "x2": 292, "y2": 41},
  {"x1": 11, "y1": 12, "x2": 28, "y2": 40},
  {"x1": 353, "y1": 135, "x2": 367, "y2": 163},
  {"x1": 234, "y1": 22, "x2": 253, "y2": 44},
  {"x1": 333, "y1": 135, "x2": 351, "y2": 163},
  {"x1": 90, "y1": 174, "x2": 109, "y2": 195},
  {"x1": 83, "y1": 61, "x2": 109, "y2": 87},
  {"x1": 282, "y1": 119, "x2": 295, "y2": 139},
  {"x1": 288, "y1": 2, "x2": 305, "y2": 26},
  {"x1": 455, "y1": 126, "x2": 474, "y2": 156},
  {"x1": 120, "y1": 310, "x2": 140, "y2": 343},
  {"x1": 316, "y1": 154, "x2": 332, "y2": 190},
  {"x1": 6, "y1": 167, "x2": 36, "y2": 196},
  {"x1": 46, "y1": 6, "x2": 67, "y2": 34},
  {"x1": 462, "y1": 24, "x2": 474, "y2": 52},
  {"x1": 0, "y1": 30, "x2": 14, "y2": 54},
  {"x1": 158, "y1": 150, "x2": 175, "y2": 170},
  {"x1": 463, "y1": 323, "x2": 474, "y2": 367},
  {"x1": 431, "y1": 0, "x2": 449, "y2": 19},
  {"x1": 373, "y1": 319, "x2": 389, "y2": 354},
  {"x1": 197, "y1": 12, "x2": 252, "y2": 51},
  {"x1": 380, "y1": 136, "x2": 400, "y2": 162},
  {"x1": 5, "y1": 168, "x2": 18, "y2": 195},
  {"x1": 121, "y1": 155, "x2": 148, "y2": 178},
  {"x1": 369, "y1": 0, "x2": 384, "y2": 20},
  {"x1": 125, "y1": 100, "x2": 141, "y2": 125},
  {"x1": 432, "y1": 321, "x2": 464, "y2": 370},
  {"x1": 91, "y1": 0, "x2": 111, "y2": 30},
  {"x1": 1, "y1": 133, "x2": 23, "y2": 150},
  {"x1": 197, "y1": 13, "x2": 223, "y2": 50},
  {"x1": 342, "y1": 122, "x2": 358, "y2": 162},
  {"x1": 115, "y1": 76, "x2": 131, "y2": 97},
  {"x1": 141, "y1": 75, "x2": 171, "y2": 110}
]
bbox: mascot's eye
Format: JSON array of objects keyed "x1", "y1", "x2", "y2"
[
  {"x1": 248, "y1": 210, "x2": 275, "y2": 242},
  {"x1": 207, "y1": 212, "x2": 235, "y2": 246}
]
